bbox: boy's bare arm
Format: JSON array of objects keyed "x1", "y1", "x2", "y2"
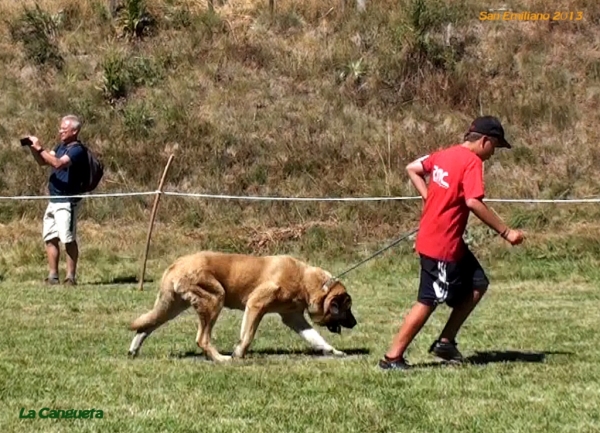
[
  {"x1": 406, "y1": 159, "x2": 428, "y2": 200},
  {"x1": 466, "y1": 198, "x2": 524, "y2": 245}
]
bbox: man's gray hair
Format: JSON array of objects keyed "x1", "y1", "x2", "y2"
[{"x1": 62, "y1": 115, "x2": 82, "y2": 132}]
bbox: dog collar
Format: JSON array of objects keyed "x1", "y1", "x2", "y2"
[{"x1": 322, "y1": 277, "x2": 338, "y2": 292}]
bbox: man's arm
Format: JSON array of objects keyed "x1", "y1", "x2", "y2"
[
  {"x1": 29, "y1": 137, "x2": 71, "y2": 170},
  {"x1": 466, "y1": 198, "x2": 524, "y2": 245},
  {"x1": 29, "y1": 146, "x2": 46, "y2": 166},
  {"x1": 406, "y1": 158, "x2": 429, "y2": 200}
]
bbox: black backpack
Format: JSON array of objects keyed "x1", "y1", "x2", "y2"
[{"x1": 78, "y1": 143, "x2": 104, "y2": 193}]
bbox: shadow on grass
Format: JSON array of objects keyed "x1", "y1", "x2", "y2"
[
  {"x1": 171, "y1": 347, "x2": 370, "y2": 361},
  {"x1": 466, "y1": 350, "x2": 572, "y2": 364},
  {"x1": 88, "y1": 275, "x2": 154, "y2": 285},
  {"x1": 411, "y1": 350, "x2": 573, "y2": 369}
]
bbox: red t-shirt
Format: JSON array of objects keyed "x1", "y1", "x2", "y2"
[{"x1": 415, "y1": 145, "x2": 485, "y2": 262}]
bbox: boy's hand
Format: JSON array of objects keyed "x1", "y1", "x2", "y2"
[{"x1": 503, "y1": 229, "x2": 525, "y2": 245}]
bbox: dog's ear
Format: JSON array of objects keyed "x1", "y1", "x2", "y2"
[
  {"x1": 329, "y1": 293, "x2": 352, "y2": 314},
  {"x1": 329, "y1": 299, "x2": 340, "y2": 315},
  {"x1": 329, "y1": 294, "x2": 350, "y2": 315},
  {"x1": 342, "y1": 293, "x2": 352, "y2": 309}
]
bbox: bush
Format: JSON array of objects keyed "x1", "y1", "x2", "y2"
[
  {"x1": 8, "y1": 3, "x2": 64, "y2": 69},
  {"x1": 115, "y1": 0, "x2": 155, "y2": 39}
]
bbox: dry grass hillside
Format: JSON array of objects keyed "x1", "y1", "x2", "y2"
[{"x1": 0, "y1": 0, "x2": 599, "y2": 261}]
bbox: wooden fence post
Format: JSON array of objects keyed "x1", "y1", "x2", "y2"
[{"x1": 138, "y1": 154, "x2": 175, "y2": 291}]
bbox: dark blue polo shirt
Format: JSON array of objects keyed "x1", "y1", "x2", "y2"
[{"x1": 48, "y1": 142, "x2": 86, "y2": 203}]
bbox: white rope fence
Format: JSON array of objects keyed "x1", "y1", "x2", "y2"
[
  {"x1": 0, "y1": 191, "x2": 158, "y2": 200},
  {"x1": 1, "y1": 190, "x2": 600, "y2": 203},
  {"x1": 4, "y1": 179, "x2": 599, "y2": 291},
  {"x1": 162, "y1": 192, "x2": 600, "y2": 203},
  {"x1": 7, "y1": 152, "x2": 598, "y2": 292},
  {"x1": 162, "y1": 191, "x2": 422, "y2": 201}
]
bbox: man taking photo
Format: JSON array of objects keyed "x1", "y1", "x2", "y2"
[{"x1": 26, "y1": 114, "x2": 87, "y2": 286}]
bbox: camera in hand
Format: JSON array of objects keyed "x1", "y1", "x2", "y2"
[{"x1": 20, "y1": 137, "x2": 33, "y2": 146}]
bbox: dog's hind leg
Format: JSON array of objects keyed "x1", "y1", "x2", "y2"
[
  {"x1": 128, "y1": 290, "x2": 189, "y2": 358},
  {"x1": 182, "y1": 276, "x2": 230, "y2": 363},
  {"x1": 280, "y1": 312, "x2": 346, "y2": 356}
]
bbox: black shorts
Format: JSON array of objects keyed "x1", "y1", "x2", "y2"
[{"x1": 418, "y1": 249, "x2": 489, "y2": 308}]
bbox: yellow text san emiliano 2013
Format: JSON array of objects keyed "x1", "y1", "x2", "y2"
[{"x1": 479, "y1": 11, "x2": 584, "y2": 21}]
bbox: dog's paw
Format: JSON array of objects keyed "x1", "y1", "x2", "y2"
[
  {"x1": 323, "y1": 348, "x2": 346, "y2": 357},
  {"x1": 128, "y1": 350, "x2": 138, "y2": 358},
  {"x1": 213, "y1": 355, "x2": 232, "y2": 363},
  {"x1": 232, "y1": 346, "x2": 247, "y2": 359}
]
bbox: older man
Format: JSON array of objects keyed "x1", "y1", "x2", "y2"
[{"x1": 27, "y1": 115, "x2": 87, "y2": 285}]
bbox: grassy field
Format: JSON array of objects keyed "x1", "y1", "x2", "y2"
[
  {"x1": 2, "y1": 0, "x2": 600, "y2": 431},
  {"x1": 1, "y1": 0, "x2": 600, "y2": 234},
  {"x1": 1, "y1": 221, "x2": 600, "y2": 432}
]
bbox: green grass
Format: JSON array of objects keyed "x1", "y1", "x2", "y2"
[
  {"x1": 1, "y1": 249, "x2": 599, "y2": 432},
  {"x1": 1, "y1": 0, "x2": 600, "y2": 235},
  {"x1": 1, "y1": 0, "x2": 600, "y2": 429}
]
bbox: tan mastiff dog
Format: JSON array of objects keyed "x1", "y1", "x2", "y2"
[{"x1": 128, "y1": 251, "x2": 357, "y2": 362}]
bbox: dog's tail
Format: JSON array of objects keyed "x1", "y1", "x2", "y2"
[{"x1": 130, "y1": 266, "x2": 182, "y2": 332}]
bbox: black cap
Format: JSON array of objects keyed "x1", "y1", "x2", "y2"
[{"x1": 468, "y1": 116, "x2": 512, "y2": 149}]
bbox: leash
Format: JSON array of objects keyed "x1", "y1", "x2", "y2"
[{"x1": 328, "y1": 227, "x2": 419, "y2": 285}]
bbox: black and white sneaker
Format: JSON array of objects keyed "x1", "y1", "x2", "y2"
[
  {"x1": 429, "y1": 340, "x2": 464, "y2": 363},
  {"x1": 378, "y1": 356, "x2": 410, "y2": 371}
]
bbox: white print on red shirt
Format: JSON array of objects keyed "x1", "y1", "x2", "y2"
[{"x1": 432, "y1": 165, "x2": 449, "y2": 189}]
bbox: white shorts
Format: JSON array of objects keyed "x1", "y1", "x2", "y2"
[{"x1": 43, "y1": 202, "x2": 79, "y2": 244}]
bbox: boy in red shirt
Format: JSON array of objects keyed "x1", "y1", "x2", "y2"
[{"x1": 379, "y1": 116, "x2": 525, "y2": 370}]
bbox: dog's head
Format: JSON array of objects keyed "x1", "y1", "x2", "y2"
[{"x1": 308, "y1": 279, "x2": 357, "y2": 334}]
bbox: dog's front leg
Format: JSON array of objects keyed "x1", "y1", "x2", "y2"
[
  {"x1": 280, "y1": 313, "x2": 346, "y2": 356},
  {"x1": 232, "y1": 305, "x2": 265, "y2": 359},
  {"x1": 128, "y1": 332, "x2": 149, "y2": 357}
]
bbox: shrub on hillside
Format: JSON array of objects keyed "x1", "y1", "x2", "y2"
[{"x1": 8, "y1": 4, "x2": 64, "y2": 69}]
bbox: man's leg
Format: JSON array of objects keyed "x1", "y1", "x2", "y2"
[
  {"x1": 42, "y1": 203, "x2": 60, "y2": 284},
  {"x1": 45, "y1": 239, "x2": 60, "y2": 282},
  {"x1": 56, "y1": 202, "x2": 78, "y2": 284},
  {"x1": 65, "y1": 241, "x2": 79, "y2": 282}
]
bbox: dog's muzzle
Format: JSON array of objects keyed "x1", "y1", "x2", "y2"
[
  {"x1": 327, "y1": 324, "x2": 342, "y2": 334},
  {"x1": 326, "y1": 314, "x2": 356, "y2": 334}
]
